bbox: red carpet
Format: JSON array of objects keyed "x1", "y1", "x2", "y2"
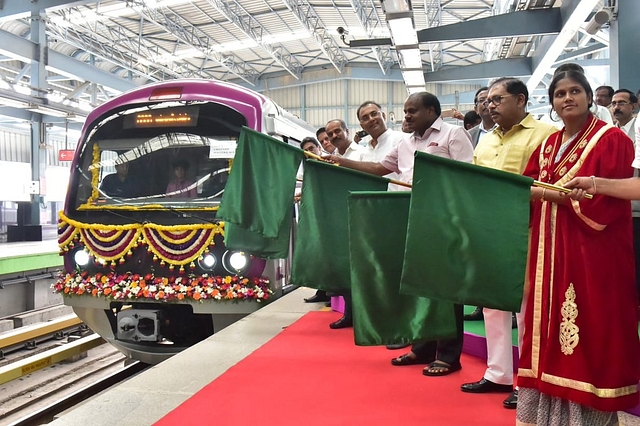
[{"x1": 155, "y1": 311, "x2": 516, "y2": 426}]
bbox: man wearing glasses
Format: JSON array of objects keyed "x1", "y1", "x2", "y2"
[
  {"x1": 468, "y1": 86, "x2": 496, "y2": 148},
  {"x1": 611, "y1": 89, "x2": 637, "y2": 142},
  {"x1": 611, "y1": 89, "x2": 640, "y2": 315},
  {"x1": 459, "y1": 77, "x2": 557, "y2": 409}
]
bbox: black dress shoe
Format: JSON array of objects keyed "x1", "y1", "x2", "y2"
[
  {"x1": 304, "y1": 293, "x2": 330, "y2": 303},
  {"x1": 386, "y1": 343, "x2": 411, "y2": 350},
  {"x1": 460, "y1": 378, "x2": 513, "y2": 393},
  {"x1": 329, "y1": 316, "x2": 352, "y2": 329},
  {"x1": 503, "y1": 389, "x2": 518, "y2": 409},
  {"x1": 463, "y1": 307, "x2": 484, "y2": 321}
]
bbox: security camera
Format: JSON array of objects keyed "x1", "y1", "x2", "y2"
[{"x1": 337, "y1": 27, "x2": 349, "y2": 36}]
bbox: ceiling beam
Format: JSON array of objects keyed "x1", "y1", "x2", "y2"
[
  {"x1": 0, "y1": 28, "x2": 136, "y2": 93},
  {"x1": 349, "y1": 0, "x2": 394, "y2": 75},
  {"x1": 423, "y1": 58, "x2": 532, "y2": 83},
  {"x1": 204, "y1": 0, "x2": 304, "y2": 79},
  {"x1": 0, "y1": 0, "x2": 92, "y2": 19},
  {"x1": 349, "y1": 8, "x2": 562, "y2": 48},
  {"x1": 129, "y1": 0, "x2": 261, "y2": 85},
  {"x1": 554, "y1": 42, "x2": 607, "y2": 64},
  {"x1": 282, "y1": 0, "x2": 348, "y2": 73},
  {"x1": 526, "y1": 0, "x2": 601, "y2": 92}
]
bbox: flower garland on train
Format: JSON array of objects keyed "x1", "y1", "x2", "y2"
[
  {"x1": 55, "y1": 212, "x2": 273, "y2": 302},
  {"x1": 58, "y1": 211, "x2": 225, "y2": 269},
  {"x1": 53, "y1": 271, "x2": 271, "y2": 303}
]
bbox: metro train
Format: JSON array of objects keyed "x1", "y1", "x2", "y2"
[{"x1": 54, "y1": 79, "x2": 314, "y2": 364}]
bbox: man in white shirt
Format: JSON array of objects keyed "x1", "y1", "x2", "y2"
[
  {"x1": 323, "y1": 119, "x2": 373, "y2": 330},
  {"x1": 612, "y1": 89, "x2": 637, "y2": 142},
  {"x1": 468, "y1": 87, "x2": 496, "y2": 148},
  {"x1": 325, "y1": 119, "x2": 373, "y2": 162},
  {"x1": 356, "y1": 101, "x2": 403, "y2": 186}
]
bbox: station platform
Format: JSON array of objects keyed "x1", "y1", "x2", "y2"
[
  {"x1": 0, "y1": 240, "x2": 61, "y2": 275},
  {"x1": 0, "y1": 239, "x2": 64, "y2": 321},
  {"x1": 49, "y1": 288, "x2": 640, "y2": 426}
]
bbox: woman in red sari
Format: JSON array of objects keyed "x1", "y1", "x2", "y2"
[{"x1": 517, "y1": 70, "x2": 640, "y2": 425}]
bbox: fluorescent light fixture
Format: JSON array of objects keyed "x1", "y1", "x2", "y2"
[
  {"x1": 388, "y1": 18, "x2": 418, "y2": 45},
  {"x1": 397, "y1": 49, "x2": 422, "y2": 69},
  {"x1": 26, "y1": 105, "x2": 69, "y2": 118},
  {"x1": 382, "y1": 0, "x2": 412, "y2": 15},
  {"x1": 0, "y1": 97, "x2": 30, "y2": 108},
  {"x1": 402, "y1": 70, "x2": 425, "y2": 87},
  {"x1": 407, "y1": 86, "x2": 426, "y2": 94}
]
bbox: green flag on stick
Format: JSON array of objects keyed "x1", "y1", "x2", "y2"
[
  {"x1": 290, "y1": 160, "x2": 389, "y2": 292},
  {"x1": 223, "y1": 215, "x2": 292, "y2": 259},
  {"x1": 400, "y1": 152, "x2": 533, "y2": 312},
  {"x1": 348, "y1": 191, "x2": 457, "y2": 346},
  {"x1": 216, "y1": 127, "x2": 304, "y2": 258}
]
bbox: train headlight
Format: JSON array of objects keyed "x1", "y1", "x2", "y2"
[
  {"x1": 73, "y1": 249, "x2": 91, "y2": 268},
  {"x1": 197, "y1": 252, "x2": 217, "y2": 271},
  {"x1": 222, "y1": 251, "x2": 249, "y2": 274}
]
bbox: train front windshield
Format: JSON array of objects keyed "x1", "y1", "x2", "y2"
[{"x1": 72, "y1": 102, "x2": 246, "y2": 211}]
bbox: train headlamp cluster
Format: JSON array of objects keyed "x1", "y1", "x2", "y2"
[
  {"x1": 222, "y1": 251, "x2": 249, "y2": 274},
  {"x1": 71, "y1": 246, "x2": 251, "y2": 275},
  {"x1": 197, "y1": 252, "x2": 217, "y2": 271},
  {"x1": 199, "y1": 250, "x2": 250, "y2": 274},
  {"x1": 72, "y1": 248, "x2": 91, "y2": 268}
]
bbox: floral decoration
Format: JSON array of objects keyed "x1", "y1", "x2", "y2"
[
  {"x1": 58, "y1": 212, "x2": 225, "y2": 269},
  {"x1": 53, "y1": 271, "x2": 272, "y2": 303}
]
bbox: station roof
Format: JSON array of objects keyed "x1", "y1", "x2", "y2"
[{"x1": 0, "y1": 0, "x2": 611, "y2": 118}]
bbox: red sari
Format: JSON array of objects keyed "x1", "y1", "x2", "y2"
[{"x1": 519, "y1": 115, "x2": 640, "y2": 411}]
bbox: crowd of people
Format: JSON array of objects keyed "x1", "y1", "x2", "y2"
[{"x1": 300, "y1": 63, "x2": 640, "y2": 425}]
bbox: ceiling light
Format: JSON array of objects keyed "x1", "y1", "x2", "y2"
[
  {"x1": 0, "y1": 97, "x2": 30, "y2": 109},
  {"x1": 382, "y1": 0, "x2": 413, "y2": 16},
  {"x1": 407, "y1": 86, "x2": 426, "y2": 94},
  {"x1": 387, "y1": 18, "x2": 418, "y2": 46},
  {"x1": 402, "y1": 70, "x2": 425, "y2": 87},
  {"x1": 26, "y1": 105, "x2": 69, "y2": 118},
  {"x1": 397, "y1": 49, "x2": 422, "y2": 69}
]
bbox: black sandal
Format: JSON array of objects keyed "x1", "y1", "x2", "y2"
[
  {"x1": 390, "y1": 353, "x2": 431, "y2": 366},
  {"x1": 422, "y1": 361, "x2": 462, "y2": 376}
]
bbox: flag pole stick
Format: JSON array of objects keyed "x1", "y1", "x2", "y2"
[
  {"x1": 533, "y1": 180, "x2": 593, "y2": 199},
  {"x1": 302, "y1": 151, "x2": 412, "y2": 188}
]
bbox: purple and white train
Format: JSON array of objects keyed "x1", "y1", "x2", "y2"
[{"x1": 55, "y1": 79, "x2": 313, "y2": 363}]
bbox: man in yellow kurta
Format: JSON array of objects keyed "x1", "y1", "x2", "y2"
[{"x1": 460, "y1": 77, "x2": 557, "y2": 409}]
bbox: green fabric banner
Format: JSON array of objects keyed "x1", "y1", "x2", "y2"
[
  {"x1": 217, "y1": 126, "x2": 304, "y2": 240},
  {"x1": 348, "y1": 191, "x2": 457, "y2": 346},
  {"x1": 290, "y1": 160, "x2": 389, "y2": 292},
  {"x1": 400, "y1": 152, "x2": 533, "y2": 312},
  {"x1": 223, "y1": 213, "x2": 292, "y2": 259}
]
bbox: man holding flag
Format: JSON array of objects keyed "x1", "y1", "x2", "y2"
[
  {"x1": 458, "y1": 77, "x2": 557, "y2": 409},
  {"x1": 323, "y1": 118, "x2": 375, "y2": 329},
  {"x1": 326, "y1": 92, "x2": 474, "y2": 376}
]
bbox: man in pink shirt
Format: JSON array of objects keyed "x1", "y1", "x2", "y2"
[{"x1": 326, "y1": 91, "x2": 473, "y2": 376}]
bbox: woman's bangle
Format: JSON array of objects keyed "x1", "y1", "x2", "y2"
[
  {"x1": 590, "y1": 175, "x2": 597, "y2": 194},
  {"x1": 541, "y1": 188, "x2": 546, "y2": 200}
]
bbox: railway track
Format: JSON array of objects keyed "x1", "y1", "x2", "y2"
[{"x1": 0, "y1": 314, "x2": 148, "y2": 425}]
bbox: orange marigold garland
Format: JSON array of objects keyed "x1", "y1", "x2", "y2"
[{"x1": 53, "y1": 271, "x2": 272, "y2": 303}]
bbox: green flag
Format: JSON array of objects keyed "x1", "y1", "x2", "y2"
[
  {"x1": 223, "y1": 213, "x2": 292, "y2": 259},
  {"x1": 217, "y1": 126, "x2": 304, "y2": 239},
  {"x1": 290, "y1": 160, "x2": 389, "y2": 292},
  {"x1": 400, "y1": 152, "x2": 533, "y2": 312},
  {"x1": 348, "y1": 191, "x2": 457, "y2": 346}
]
